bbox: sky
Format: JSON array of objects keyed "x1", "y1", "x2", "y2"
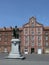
[{"x1": 0, "y1": 0, "x2": 49, "y2": 28}]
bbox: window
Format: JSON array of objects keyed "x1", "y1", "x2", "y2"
[
  {"x1": 24, "y1": 28, "x2": 28, "y2": 35},
  {"x1": 25, "y1": 36, "x2": 29, "y2": 46},
  {"x1": 12, "y1": 32, "x2": 13, "y2": 36},
  {"x1": 24, "y1": 47, "x2": 28, "y2": 52},
  {"x1": 4, "y1": 33, "x2": 8, "y2": 41},
  {"x1": 24, "y1": 48, "x2": 28, "y2": 54},
  {"x1": 24, "y1": 48, "x2": 28, "y2": 52},
  {"x1": 36, "y1": 28, "x2": 41, "y2": 34},
  {"x1": 25, "y1": 40, "x2": 28, "y2": 44},
  {"x1": 38, "y1": 42, "x2": 41, "y2": 46},
  {"x1": 45, "y1": 32, "x2": 48, "y2": 35},
  {"x1": 0, "y1": 33, "x2": 2, "y2": 37},
  {"x1": 5, "y1": 33, "x2": 8, "y2": 37},
  {"x1": 4, "y1": 42, "x2": 7, "y2": 45},
  {"x1": 4, "y1": 38, "x2": 8, "y2": 41},
  {"x1": 25, "y1": 36, "x2": 28, "y2": 41},
  {"x1": 31, "y1": 29, "x2": 34, "y2": 35},
  {"x1": 46, "y1": 36, "x2": 48, "y2": 40},
  {"x1": 38, "y1": 28, "x2": 40, "y2": 31},
  {"x1": 25, "y1": 41, "x2": 28, "y2": 46},
  {"x1": 32, "y1": 23, "x2": 34, "y2": 27},
  {"x1": 37, "y1": 28, "x2": 42, "y2": 35},
  {"x1": 32, "y1": 42, "x2": 34, "y2": 46},
  {"x1": 32, "y1": 31, "x2": 34, "y2": 35},
  {"x1": 45, "y1": 42, "x2": 48, "y2": 47},
  {"x1": 38, "y1": 36, "x2": 41, "y2": 41},
  {"x1": 31, "y1": 36, "x2": 34, "y2": 41},
  {"x1": 38, "y1": 32, "x2": 41, "y2": 35},
  {"x1": 4, "y1": 48, "x2": 7, "y2": 52},
  {"x1": 25, "y1": 31, "x2": 28, "y2": 34},
  {"x1": 0, "y1": 38, "x2": 1, "y2": 41}
]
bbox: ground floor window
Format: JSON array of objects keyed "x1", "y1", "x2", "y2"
[{"x1": 4, "y1": 48, "x2": 8, "y2": 53}]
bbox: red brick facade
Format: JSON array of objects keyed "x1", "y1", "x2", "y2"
[
  {"x1": 20, "y1": 17, "x2": 49, "y2": 54},
  {"x1": 0, "y1": 17, "x2": 49, "y2": 54},
  {"x1": 0, "y1": 28, "x2": 13, "y2": 53}
]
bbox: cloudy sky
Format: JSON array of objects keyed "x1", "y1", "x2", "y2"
[{"x1": 0, "y1": 0, "x2": 49, "y2": 27}]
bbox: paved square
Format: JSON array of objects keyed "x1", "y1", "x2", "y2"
[{"x1": 0, "y1": 53, "x2": 49, "y2": 65}]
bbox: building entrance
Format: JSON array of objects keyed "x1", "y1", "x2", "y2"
[{"x1": 31, "y1": 48, "x2": 34, "y2": 53}]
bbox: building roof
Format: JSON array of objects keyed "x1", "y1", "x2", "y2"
[
  {"x1": 44, "y1": 26, "x2": 49, "y2": 30},
  {"x1": 23, "y1": 16, "x2": 43, "y2": 27},
  {"x1": 0, "y1": 28, "x2": 13, "y2": 32}
]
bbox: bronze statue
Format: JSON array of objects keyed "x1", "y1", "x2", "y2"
[{"x1": 13, "y1": 26, "x2": 19, "y2": 39}]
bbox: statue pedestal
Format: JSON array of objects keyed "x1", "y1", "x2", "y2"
[{"x1": 7, "y1": 39, "x2": 24, "y2": 59}]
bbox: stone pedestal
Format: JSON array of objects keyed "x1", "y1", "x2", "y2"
[{"x1": 7, "y1": 39, "x2": 24, "y2": 59}]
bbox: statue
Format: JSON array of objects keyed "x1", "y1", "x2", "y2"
[
  {"x1": 7, "y1": 26, "x2": 25, "y2": 59},
  {"x1": 13, "y1": 26, "x2": 19, "y2": 39}
]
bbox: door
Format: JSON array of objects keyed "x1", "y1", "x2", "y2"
[
  {"x1": 31, "y1": 48, "x2": 34, "y2": 54},
  {"x1": 37, "y1": 49, "x2": 42, "y2": 54}
]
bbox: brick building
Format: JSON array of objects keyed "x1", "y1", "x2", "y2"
[
  {"x1": 0, "y1": 27, "x2": 13, "y2": 53},
  {"x1": 0, "y1": 16, "x2": 49, "y2": 54},
  {"x1": 20, "y1": 17, "x2": 49, "y2": 54}
]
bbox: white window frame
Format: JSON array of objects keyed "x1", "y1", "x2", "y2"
[{"x1": 46, "y1": 36, "x2": 48, "y2": 40}]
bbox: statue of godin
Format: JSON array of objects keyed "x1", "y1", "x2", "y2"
[
  {"x1": 7, "y1": 26, "x2": 25, "y2": 59},
  {"x1": 13, "y1": 26, "x2": 19, "y2": 39}
]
